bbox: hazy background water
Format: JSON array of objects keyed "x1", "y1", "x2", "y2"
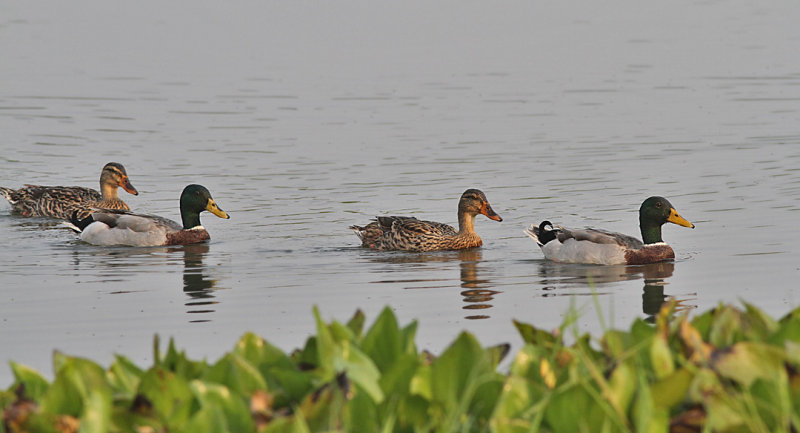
[{"x1": 1, "y1": 0, "x2": 799, "y2": 384}]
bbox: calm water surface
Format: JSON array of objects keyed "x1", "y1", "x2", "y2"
[{"x1": 1, "y1": 1, "x2": 800, "y2": 384}]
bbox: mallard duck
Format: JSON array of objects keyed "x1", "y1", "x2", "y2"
[
  {"x1": 71, "y1": 184, "x2": 229, "y2": 246},
  {"x1": 524, "y1": 196, "x2": 694, "y2": 265},
  {"x1": 0, "y1": 162, "x2": 138, "y2": 219},
  {"x1": 350, "y1": 189, "x2": 502, "y2": 252}
]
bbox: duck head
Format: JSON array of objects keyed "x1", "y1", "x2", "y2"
[
  {"x1": 180, "y1": 184, "x2": 230, "y2": 229},
  {"x1": 459, "y1": 189, "x2": 502, "y2": 222}
]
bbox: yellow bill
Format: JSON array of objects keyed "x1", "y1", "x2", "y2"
[
  {"x1": 668, "y1": 208, "x2": 694, "y2": 228},
  {"x1": 206, "y1": 198, "x2": 230, "y2": 219}
]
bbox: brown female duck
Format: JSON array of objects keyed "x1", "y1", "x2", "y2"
[
  {"x1": 0, "y1": 162, "x2": 138, "y2": 219},
  {"x1": 350, "y1": 189, "x2": 502, "y2": 252}
]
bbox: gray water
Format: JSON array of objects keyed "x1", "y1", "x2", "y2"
[{"x1": 1, "y1": 0, "x2": 800, "y2": 385}]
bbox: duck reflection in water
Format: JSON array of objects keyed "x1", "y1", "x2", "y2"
[
  {"x1": 536, "y1": 261, "x2": 696, "y2": 319},
  {"x1": 457, "y1": 250, "x2": 500, "y2": 320},
  {"x1": 182, "y1": 243, "x2": 221, "y2": 322},
  {"x1": 359, "y1": 248, "x2": 500, "y2": 320}
]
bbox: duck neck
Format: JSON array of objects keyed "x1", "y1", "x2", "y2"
[
  {"x1": 100, "y1": 182, "x2": 119, "y2": 200},
  {"x1": 182, "y1": 211, "x2": 202, "y2": 230},
  {"x1": 640, "y1": 222, "x2": 664, "y2": 244},
  {"x1": 458, "y1": 212, "x2": 477, "y2": 235}
]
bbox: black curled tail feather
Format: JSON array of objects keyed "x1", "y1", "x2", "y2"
[
  {"x1": 71, "y1": 210, "x2": 95, "y2": 232},
  {"x1": 536, "y1": 221, "x2": 559, "y2": 245}
]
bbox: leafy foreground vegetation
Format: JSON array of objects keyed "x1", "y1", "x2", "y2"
[{"x1": 4, "y1": 303, "x2": 800, "y2": 433}]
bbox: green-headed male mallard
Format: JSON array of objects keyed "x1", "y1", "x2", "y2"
[
  {"x1": 524, "y1": 196, "x2": 694, "y2": 265},
  {"x1": 0, "y1": 162, "x2": 138, "y2": 219},
  {"x1": 350, "y1": 189, "x2": 502, "y2": 252},
  {"x1": 71, "y1": 184, "x2": 229, "y2": 246}
]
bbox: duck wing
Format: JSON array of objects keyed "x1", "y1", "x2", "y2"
[
  {"x1": 379, "y1": 216, "x2": 458, "y2": 237},
  {"x1": 557, "y1": 227, "x2": 644, "y2": 249},
  {"x1": 90, "y1": 209, "x2": 183, "y2": 232}
]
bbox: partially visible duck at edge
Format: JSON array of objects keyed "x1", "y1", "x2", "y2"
[
  {"x1": 350, "y1": 188, "x2": 503, "y2": 252},
  {"x1": 524, "y1": 196, "x2": 694, "y2": 265},
  {"x1": 71, "y1": 184, "x2": 229, "y2": 247},
  {"x1": 0, "y1": 162, "x2": 138, "y2": 219}
]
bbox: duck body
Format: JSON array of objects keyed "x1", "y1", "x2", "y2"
[
  {"x1": 524, "y1": 196, "x2": 694, "y2": 265},
  {"x1": 73, "y1": 184, "x2": 228, "y2": 247},
  {"x1": 0, "y1": 162, "x2": 138, "y2": 219},
  {"x1": 350, "y1": 189, "x2": 502, "y2": 252}
]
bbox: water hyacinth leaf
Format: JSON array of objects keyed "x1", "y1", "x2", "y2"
[
  {"x1": 651, "y1": 368, "x2": 693, "y2": 409},
  {"x1": 743, "y1": 303, "x2": 779, "y2": 336},
  {"x1": 430, "y1": 332, "x2": 490, "y2": 411},
  {"x1": 712, "y1": 342, "x2": 785, "y2": 387},
  {"x1": 410, "y1": 363, "x2": 432, "y2": 400},
  {"x1": 233, "y1": 332, "x2": 294, "y2": 372},
  {"x1": 708, "y1": 306, "x2": 742, "y2": 347},
  {"x1": 338, "y1": 341, "x2": 384, "y2": 403},
  {"x1": 400, "y1": 321, "x2": 418, "y2": 354},
  {"x1": 543, "y1": 384, "x2": 594, "y2": 433},
  {"x1": 137, "y1": 366, "x2": 194, "y2": 428},
  {"x1": 344, "y1": 389, "x2": 379, "y2": 433},
  {"x1": 298, "y1": 378, "x2": 349, "y2": 432},
  {"x1": 491, "y1": 375, "x2": 546, "y2": 433},
  {"x1": 159, "y1": 338, "x2": 207, "y2": 379},
  {"x1": 107, "y1": 355, "x2": 144, "y2": 396},
  {"x1": 190, "y1": 380, "x2": 254, "y2": 433},
  {"x1": 204, "y1": 352, "x2": 267, "y2": 396},
  {"x1": 40, "y1": 355, "x2": 110, "y2": 417},
  {"x1": 378, "y1": 352, "x2": 419, "y2": 396},
  {"x1": 649, "y1": 334, "x2": 674, "y2": 380},
  {"x1": 9, "y1": 362, "x2": 49, "y2": 401},
  {"x1": 346, "y1": 309, "x2": 366, "y2": 339},
  {"x1": 607, "y1": 362, "x2": 636, "y2": 415},
  {"x1": 513, "y1": 320, "x2": 558, "y2": 349},
  {"x1": 312, "y1": 307, "x2": 335, "y2": 375},
  {"x1": 330, "y1": 320, "x2": 357, "y2": 344},
  {"x1": 362, "y1": 306, "x2": 404, "y2": 373},
  {"x1": 79, "y1": 390, "x2": 112, "y2": 433},
  {"x1": 688, "y1": 368, "x2": 747, "y2": 431},
  {"x1": 184, "y1": 405, "x2": 228, "y2": 433},
  {"x1": 261, "y1": 414, "x2": 312, "y2": 433}
]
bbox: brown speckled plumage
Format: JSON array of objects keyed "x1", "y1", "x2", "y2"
[
  {"x1": 0, "y1": 162, "x2": 138, "y2": 219},
  {"x1": 350, "y1": 189, "x2": 502, "y2": 252}
]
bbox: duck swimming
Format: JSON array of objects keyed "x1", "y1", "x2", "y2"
[
  {"x1": 0, "y1": 162, "x2": 138, "y2": 219},
  {"x1": 71, "y1": 184, "x2": 229, "y2": 247},
  {"x1": 350, "y1": 189, "x2": 502, "y2": 252},
  {"x1": 524, "y1": 196, "x2": 694, "y2": 265}
]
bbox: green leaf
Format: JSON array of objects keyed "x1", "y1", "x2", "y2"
[
  {"x1": 346, "y1": 309, "x2": 366, "y2": 339},
  {"x1": 9, "y1": 362, "x2": 50, "y2": 401},
  {"x1": 40, "y1": 355, "x2": 110, "y2": 417},
  {"x1": 430, "y1": 332, "x2": 491, "y2": 411},
  {"x1": 190, "y1": 380, "x2": 254, "y2": 433},
  {"x1": 513, "y1": 320, "x2": 558, "y2": 349},
  {"x1": 362, "y1": 307, "x2": 403, "y2": 373},
  {"x1": 204, "y1": 353, "x2": 267, "y2": 396},
  {"x1": 79, "y1": 390, "x2": 112, "y2": 433},
  {"x1": 338, "y1": 341, "x2": 384, "y2": 403},
  {"x1": 649, "y1": 334, "x2": 674, "y2": 380},
  {"x1": 607, "y1": 361, "x2": 636, "y2": 415},
  {"x1": 184, "y1": 405, "x2": 229, "y2": 433},
  {"x1": 137, "y1": 366, "x2": 195, "y2": 428},
  {"x1": 712, "y1": 342, "x2": 786, "y2": 387},
  {"x1": 107, "y1": 355, "x2": 144, "y2": 396},
  {"x1": 651, "y1": 368, "x2": 693, "y2": 409}
]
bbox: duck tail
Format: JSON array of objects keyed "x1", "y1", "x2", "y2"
[
  {"x1": 70, "y1": 210, "x2": 95, "y2": 232},
  {"x1": 0, "y1": 187, "x2": 16, "y2": 204},
  {"x1": 524, "y1": 220, "x2": 558, "y2": 247},
  {"x1": 349, "y1": 225, "x2": 365, "y2": 240}
]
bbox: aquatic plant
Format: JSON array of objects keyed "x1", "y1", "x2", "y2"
[{"x1": 3, "y1": 302, "x2": 800, "y2": 432}]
